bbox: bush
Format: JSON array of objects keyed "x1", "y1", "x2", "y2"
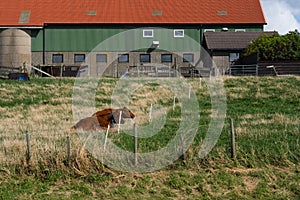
[{"x1": 244, "y1": 30, "x2": 300, "y2": 61}]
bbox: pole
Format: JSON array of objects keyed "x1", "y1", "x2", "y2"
[
  {"x1": 134, "y1": 123, "x2": 138, "y2": 166},
  {"x1": 117, "y1": 111, "x2": 122, "y2": 134},
  {"x1": 149, "y1": 104, "x2": 153, "y2": 123},
  {"x1": 32, "y1": 66, "x2": 56, "y2": 78},
  {"x1": 230, "y1": 118, "x2": 236, "y2": 159},
  {"x1": 199, "y1": 77, "x2": 202, "y2": 88},
  {"x1": 67, "y1": 136, "x2": 71, "y2": 166},
  {"x1": 26, "y1": 131, "x2": 31, "y2": 165},
  {"x1": 180, "y1": 134, "x2": 186, "y2": 161},
  {"x1": 104, "y1": 125, "x2": 110, "y2": 152},
  {"x1": 173, "y1": 96, "x2": 176, "y2": 111},
  {"x1": 102, "y1": 124, "x2": 110, "y2": 163}
]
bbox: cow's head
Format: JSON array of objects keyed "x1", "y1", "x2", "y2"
[
  {"x1": 111, "y1": 107, "x2": 135, "y2": 124},
  {"x1": 121, "y1": 107, "x2": 135, "y2": 119}
]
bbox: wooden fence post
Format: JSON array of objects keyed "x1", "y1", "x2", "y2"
[
  {"x1": 134, "y1": 123, "x2": 138, "y2": 166},
  {"x1": 180, "y1": 134, "x2": 186, "y2": 162},
  {"x1": 67, "y1": 136, "x2": 71, "y2": 166},
  {"x1": 26, "y1": 131, "x2": 31, "y2": 165},
  {"x1": 230, "y1": 118, "x2": 236, "y2": 159}
]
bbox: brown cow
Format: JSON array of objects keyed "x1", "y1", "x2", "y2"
[
  {"x1": 70, "y1": 116, "x2": 101, "y2": 131},
  {"x1": 71, "y1": 107, "x2": 135, "y2": 132}
]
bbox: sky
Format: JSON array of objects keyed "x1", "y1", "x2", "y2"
[{"x1": 261, "y1": 0, "x2": 300, "y2": 35}]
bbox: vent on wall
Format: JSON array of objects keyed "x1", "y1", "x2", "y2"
[
  {"x1": 86, "y1": 10, "x2": 97, "y2": 16},
  {"x1": 152, "y1": 10, "x2": 162, "y2": 16},
  {"x1": 19, "y1": 10, "x2": 31, "y2": 24},
  {"x1": 217, "y1": 10, "x2": 227, "y2": 16}
]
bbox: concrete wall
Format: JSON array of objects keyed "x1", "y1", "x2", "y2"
[{"x1": 32, "y1": 51, "x2": 200, "y2": 77}]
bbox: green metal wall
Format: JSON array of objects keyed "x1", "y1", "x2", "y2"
[
  {"x1": 31, "y1": 29, "x2": 44, "y2": 52},
  {"x1": 31, "y1": 24, "x2": 263, "y2": 52},
  {"x1": 31, "y1": 26, "x2": 202, "y2": 52}
]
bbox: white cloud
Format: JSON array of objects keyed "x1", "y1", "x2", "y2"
[
  {"x1": 261, "y1": 0, "x2": 300, "y2": 34},
  {"x1": 288, "y1": 0, "x2": 300, "y2": 15}
]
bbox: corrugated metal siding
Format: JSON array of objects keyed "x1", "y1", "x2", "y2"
[
  {"x1": 44, "y1": 27, "x2": 127, "y2": 52},
  {"x1": 31, "y1": 26, "x2": 202, "y2": 52},
  {"x1": 31, "y1": 29, "x2": 43, "y2": 52},
  {"x1": 31, "y1": 25, "x2": 262, "y2": 52}
]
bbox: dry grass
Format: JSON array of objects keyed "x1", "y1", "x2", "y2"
[
  {"x1": 0, "y1": 76, "x2": 299, "y2": 199},
  {"x1": 0, "y1": 78, "x2": 186, "y2": 174}
]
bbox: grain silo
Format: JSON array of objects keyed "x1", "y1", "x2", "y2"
[{"x1": 0, "y1": 28, "x2": 31, "y2": 71}]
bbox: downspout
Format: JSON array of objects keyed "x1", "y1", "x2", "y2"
[
  {"x1": 42, "y1": 25, "x2": 46, "y2": 65},
  {"x1": 200, "y1": 25, "x2": 203, "y2": 45}
]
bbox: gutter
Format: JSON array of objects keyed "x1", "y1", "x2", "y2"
[{"x1": 0, "y1": 26, "x2": 43, "y2": 29}]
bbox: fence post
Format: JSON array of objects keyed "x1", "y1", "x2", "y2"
[
  {"x1": 149, "y1": 104, "x2": 153, "y2": 123},
  {"x1": 25, "y1": 131, "x2": 31, "y2": 165},
  {"x1": 134, "y1": 123, "x2": 138, "y2": 166},
  {"x1": 199, "y1": 77, "x2": 202, "y2": 88},
  {"x1": 67, "y1": 136, "x2": 71, "y2": 166},
  {"x1": 230, "y1": 118, "x2": 236, "y2": 159},
  {"x1": 102, "y1": 125, "x2": 110, "y2": 164},
  {"x1": 117, "y1": 110, "x2": 122, "y2": 134},
  {"x1": 256, "y1": 65, "x2": 258, "y2": 76},
  {"x1": 180, "y1": 134, "x2": 186, "y2": 162},
  {"x1": 103, "y1": 125, "x2": 110, "y2": 152},
  {"x1": 173, "y1": 96, "x2": 176, "y2": 111}
]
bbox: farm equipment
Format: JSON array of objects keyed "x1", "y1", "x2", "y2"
[{"x1": 0, "y1": 65, "x2": 29, "y2": 81}]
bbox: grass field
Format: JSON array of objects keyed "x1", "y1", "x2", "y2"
[{"x1": 0, "y1": 76, "x2": 299, "y2": 199}]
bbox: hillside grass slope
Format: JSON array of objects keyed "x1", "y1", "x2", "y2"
[{"x1": 0, "y1": 76, "x2": 299, "y2": 199}]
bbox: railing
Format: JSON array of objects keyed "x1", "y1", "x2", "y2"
[
  {"x1": 127, "y1": 65, "x2": 177, "y2": 77},
  {"x1": 0, "y1": 66, "x2": 21, "y2": 79},
  {"x1": 229, "y1": 65, "x2": 258, "y2": 76}
]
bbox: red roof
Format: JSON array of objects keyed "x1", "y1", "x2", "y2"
[{"x1": 0, "y1": 0, "x2": 266, "y2": 27}]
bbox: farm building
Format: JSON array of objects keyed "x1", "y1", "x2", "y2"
[
  {"x1": 0, "y1": 0, "x2": 266, "y2": 77},
  {"x1": 203, "y1": 31, "x2": 278, "y2": 75}
]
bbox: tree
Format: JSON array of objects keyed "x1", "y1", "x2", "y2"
[{"x1": 244, "y1": 30, "x2": 300, "y2": 61}]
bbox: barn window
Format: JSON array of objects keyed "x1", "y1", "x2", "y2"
[
  {"x1": 140, "y1": 54, "x2": 151, "y2": 63},
  {"x1": 96, "y1": 54, "x2": 107, "y2": 62},
  {"x1": 118, "y1": 54, "x2": 129, "y2": 63},
  {"x1": 204, "y1": 29, "x2": 215, "y2": 32},
  {"x1": 74, "y1": 54, "x2": 85, "y2": 63},
  {"x1": 174, "y1": 30, "x2": 184, "y2": 38},
  {"x1": 235, "y1": 29, "x2": 246, "y2": 32},
  {"x1": 230, "y1": 53, "x2": 240, "y2": 62},
  {"x1": 183, "y1": 53, "x2": 194, "y2": 62},
  {"x1": 143, "y1": 29, "x2": 153, "y2": 38},
  {"x1": 161, "y1": 54, "x2": 172, "y2": 63},
  {"x1": 52, "y1": 54, "x2": 63, "y2": 63}
]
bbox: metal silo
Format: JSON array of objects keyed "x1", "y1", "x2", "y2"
[{"x1": 0, "y1": 28, "x2": 31, "y2": 71}]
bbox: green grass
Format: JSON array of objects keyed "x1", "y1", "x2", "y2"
[{"x1": 0, "y1": 76, "x2": 299, "y2": 199}]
